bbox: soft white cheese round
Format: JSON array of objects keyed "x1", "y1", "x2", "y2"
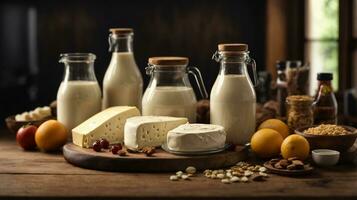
[
  {"x1": 124, "y1": 116, "x2": 188, "y2": 150},
  {"x1": 167, "y1": 124, "x2": 226, "y2": 152}
]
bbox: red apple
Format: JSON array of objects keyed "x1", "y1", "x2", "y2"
[{"x1": 16, "y1": 125, "x2": 37, "y2": 150}]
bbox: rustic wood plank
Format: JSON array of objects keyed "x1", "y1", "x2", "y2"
[{"x1": 1, "y1": 169, "x2": 357, "y2": 200}]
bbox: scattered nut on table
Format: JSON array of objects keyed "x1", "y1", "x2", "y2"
[
  {"x1": 185, "y1": 166, "x2": 196, "y2": 174},
  {"x1": 230, "y1": 176, "x2": 240, "y2": 182},
  {"x1": 176, "y1": 171, "x2": 183, "y2": 177},
  {"x1": 170, "y1": 162, "x2": 271, "y2": 184},
  {"x1": 170, "y1": 175, "x2": 179, "y2": 181},
  {"x1": 221, "y1": 179, "x2": 231, "y2": 184},
  {"x1": 259, "y1": 167, "x2": 267, "y2": 172},
  {"x1": 217, "y1": 173, "x2": 225, "y2": 179},
  {"x1": 181, "y1": 175, "x2": 190, "y2": 180},
  {"x1": 240, "y1": 176, "x2": 249, "y2": 182},
  {"x1": 259, "y1": 172, "x2": 269, "y2": 177}
]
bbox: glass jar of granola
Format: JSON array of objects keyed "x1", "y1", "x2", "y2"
[{"x1": 286, "y1": 95, "x2": 314, "y2": 131}]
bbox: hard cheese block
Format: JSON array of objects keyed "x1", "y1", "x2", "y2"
[
  {"x1": 167, "y1": 124, "x2": 226, "y2": 152},
  {"x1": 72, "y1": 106, "x2": 140, "y2": 148},
  {"x1": 124, "y1": 116, "x2": 188, "y2": 150}
]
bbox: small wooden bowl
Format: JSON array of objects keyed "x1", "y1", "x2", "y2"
[
  {"x1": 263, "y1": 162, "x2": 314, "y2": 176},
  {"x1": 5, "y1": 115, "x2": 54, "y2": 133},
  {"x1": 295, "y1": 125, "x2": 357, "y2": 152}
]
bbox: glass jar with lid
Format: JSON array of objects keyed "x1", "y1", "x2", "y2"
[
  {"x1": 286, "y1": 95, "x2": 314, "y2": 131},
  {"x1": 57, "y1": 53, "x2": 102, "y2": 139},
  {"x1": 211, "y1": 43, "x2": 257, "y2": 145},
  {"x1": 142, "y1": 57, "x2": 208, "y2": 122}
]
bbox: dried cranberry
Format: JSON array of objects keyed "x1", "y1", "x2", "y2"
[
  {"x1": 111, "y1": 145, "x2": 120, "y2": 154},
  {"x1": 92, "y1": 140, "x2": 102, "y2": 152},
  {"x1": 100, "y1": 138, "x2": 110, "y2": 149}
]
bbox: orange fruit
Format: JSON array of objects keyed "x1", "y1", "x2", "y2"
[
  {"x1": 250, "y1": 128, "x2": 284, "y2": 158},
  {"x1": 281, "y1": 134, "x2": 310, "y2": 160},
  {"x1": 258, "y1": 119, "x2": 289, "y2": 138},
  {"x1": 35, "y1": 120, "x2": 67, "y2": 151}
]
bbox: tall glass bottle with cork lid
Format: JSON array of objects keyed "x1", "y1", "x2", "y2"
[
  {"x1": 211, "y1": 43, "x2": 257, "y2": 145},
  {"x1": 102, "y1": 28, "x2": 143, "y2": 110}
]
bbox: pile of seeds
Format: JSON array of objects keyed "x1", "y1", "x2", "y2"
[
  {"x1": 169, "y1": 166, "x2": 197, "y2": 181},
  {"x1": 169, "y1": 162, "x2": 269, "y2": 184},
  {"x1": 303, "y1": 124, "x2": 351, "y2": 136},
  {"x1": 203, "y1": 162, "x2": 268, "y2": 184}
]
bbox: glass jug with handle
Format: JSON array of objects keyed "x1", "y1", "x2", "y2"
[
  {"x1": 142, "y1": 57, "x2": 208, "y2": 123},
  {"x1": 210, "y1": 44, "x2": 257, "y2": 145}
]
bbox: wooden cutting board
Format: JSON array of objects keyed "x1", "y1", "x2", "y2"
[{"x1": 63, "y1": 143, "x2": 248, "y2": 172}]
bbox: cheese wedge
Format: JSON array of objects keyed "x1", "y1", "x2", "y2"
[
  {"x1": 124, "y1": 116, "x2": 188, "y2": 150},
  {"x1": 167, "y1": 124, "x2": 226, "y2": 151},
  {"x1": 72, "y1": 106, "x2": 140, "y2": 148}
]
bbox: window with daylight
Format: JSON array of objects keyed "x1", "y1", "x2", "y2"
[{"x1": 305, "y1": 0, "x2": 339, "y2": 94}]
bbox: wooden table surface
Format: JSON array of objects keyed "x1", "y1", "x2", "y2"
[{"x1": 1, "y1": 130, "x2": 357, "y2": 200}]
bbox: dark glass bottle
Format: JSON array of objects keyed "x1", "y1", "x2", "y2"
[
  {"x1": 313, "y1": 73, "x2": 338, "y2": 124},
  {"x1": 276, "y1": 61, "x2": 288, "y2": 117}
]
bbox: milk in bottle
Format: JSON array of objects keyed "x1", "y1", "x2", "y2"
[
  {"x1": 142, "y1": 57, "x2": 208, "y2": 122},
  {"x1": 57, "y1": 53, "x2": 102, "y2": 139},
  {"x1": 210, "y1": 44, "x2": 257, "y2": 145},
  {"x1": 103, "y1": 28, "x2": 143, "y2": 110}
]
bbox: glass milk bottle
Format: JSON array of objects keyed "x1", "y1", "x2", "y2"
[
  {"x1": 57, "y1": 53, "x2": 102, "y2": 139},
  {"x1": 102, "y1": 28, "x2": 143, "y2": 110},
  {"x1": 210, "y1": 44, "x2": 257, "y2": 145},
  {"x1": 142, "y1": 57, "x2": 208, "y2": 122}
]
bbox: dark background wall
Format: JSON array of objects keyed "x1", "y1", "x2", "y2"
[{"x1": 0, "y1": 0, "x2": 267, "y2": 125}]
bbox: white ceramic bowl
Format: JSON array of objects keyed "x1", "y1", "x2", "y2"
[{"x1": 312, "y1": 149, "x2": 340, "y2": 167}]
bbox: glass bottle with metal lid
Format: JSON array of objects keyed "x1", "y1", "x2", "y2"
[
  {"x1": 142, "y1": 57, "x2": 208, "y2": 122},
  {"x1": 211, "y1": 43, "x2": 257, "y2": 145}
]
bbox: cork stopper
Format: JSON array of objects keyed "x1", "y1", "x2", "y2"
[
  {"x1": 109, "y1": 28, "x2": 133, "y2": 35},
  {"x1": 148, "y1": 57, "x2": 189, "y2": 66},
  {"x1": 218, "y1": 43, "x2": 248, "y2": 52},
  {"x1": 286, "y1": 95, "x2": 314, "y2": 106}
]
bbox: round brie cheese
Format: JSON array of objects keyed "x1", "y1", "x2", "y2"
[{"x1": 167, "y1": 124, "x2": 226, "y2": 152}]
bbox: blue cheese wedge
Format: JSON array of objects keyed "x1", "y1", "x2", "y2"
[
  {"x1": 167, "y1": 124, "x2": 226, "y2": 152},
  {"x1": 124, "y1": 116, "x2": 188, "y2": 150},
  {"x1": 72, "y1": 106, "x2": 140, "y2": 148}
]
